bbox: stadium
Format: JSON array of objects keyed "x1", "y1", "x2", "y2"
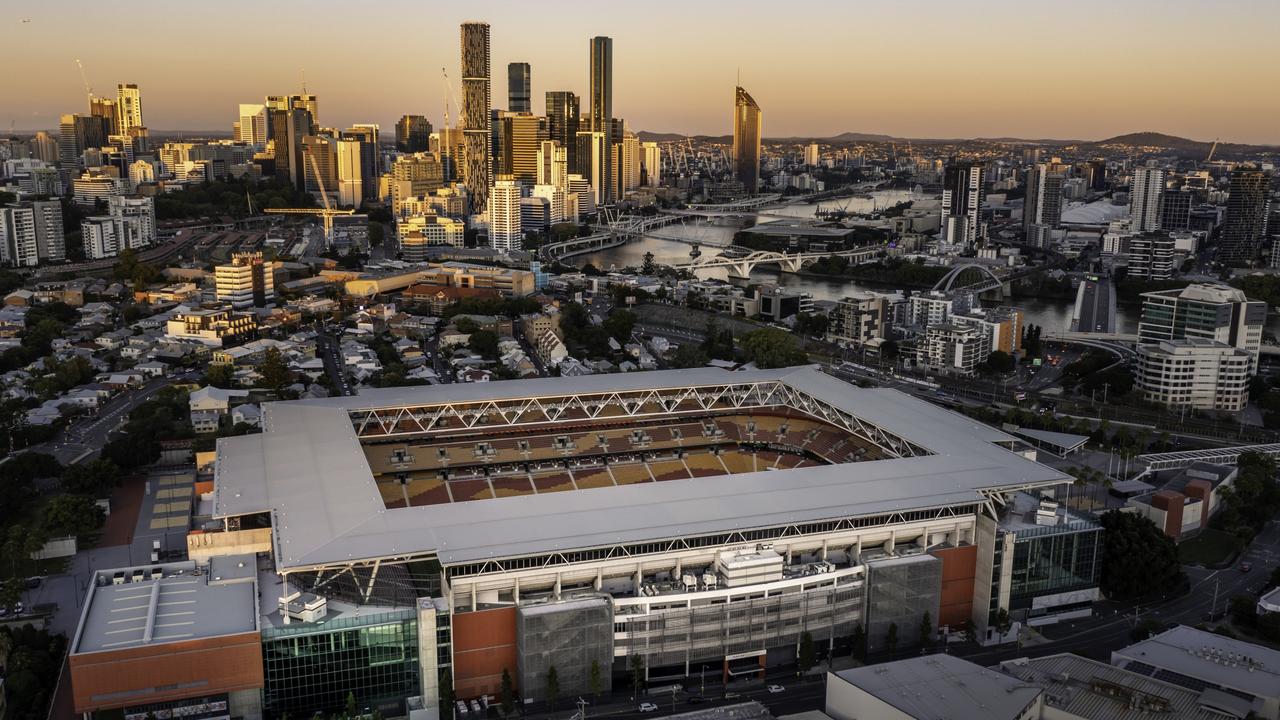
[{"x1": 71, "y1": 366, "x2": 1092, "y2": 720}]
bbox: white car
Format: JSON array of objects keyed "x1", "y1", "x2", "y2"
[
  {"x1": 639, "y1": 703, "x2": 659, "y2": 712},
  {"x1": 767, "y1": 685, "x2": 785, "y2": 694}
]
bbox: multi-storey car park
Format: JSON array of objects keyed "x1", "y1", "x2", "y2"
[{"x1": 69, "y1": 367, "x2": 1102, "y2": 720}]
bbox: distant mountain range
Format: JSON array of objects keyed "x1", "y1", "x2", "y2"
[{"x1": 636, "y1": 129, "x2": 1278, "y2": 155}]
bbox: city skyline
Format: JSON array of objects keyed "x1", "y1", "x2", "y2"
[{"x1": 3, "y1": 0, "x2": 1278, "y2": 144}]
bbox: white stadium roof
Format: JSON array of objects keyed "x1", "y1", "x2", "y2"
[{"x1": 214, "y1": 367, "x2": 1069, "y2": 572}]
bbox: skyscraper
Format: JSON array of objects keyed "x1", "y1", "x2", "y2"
[
  {"x1": 336, "y1": 139, "x2": 364, "y2": 208},
  {"x1": 396, "y1": 115, "x2": 432, "y2": 153},
  {"x1": 575, "y1": 130, "x2": 607, "y2": 207},
  {"x1": 237, "y1": 104, "x2": 269, "y2": 144},
  {"x1": 546, "y1": 91, "x2": 580, "y2": 174},
  {"x1": 116, "y1": 84, "x2": 144, "y2": 132},
  {"x1": 89, "y1": 97, "x2": 120, "y2": 137},
  {"x1": 732, "y1": 86, "x2": 762, "y2": 195},
  {"x1": 508, "y1": 63, "x2": 531, "y2": 113},
  {"x1": 641, "y1": 141, "x2": 661, "y2": 188},
  {"x1": 488, "y1": 176, "x2": 522, "y2": 252},
  {"x1": 461, "y1": 22, "x2": 492, "y2": 214},
  {"x1": 1128, "y1": 163, "x2": 1166, "y2": 232},
  {"x1": 341, "y1": 125, "x2": 380, "y2": 202},
  {"x1": 1023, "y1": 161, "x2": 1067, "y2": 233},
  {"x1": 589, "y1": 37, "x2": 613, "y2": 204},
  {"x1": 496, "y1": 113, "x2": 548, "y2": 185},
  {"x1": 1218, "y1": 167, "x2": 1271, "y2": 265},
  {"x1": 536, "y1": 140, "x2": 567, "y2": 189},
  {"x1": 941, "y1": 162, "x2": 984, "y2": 247}
]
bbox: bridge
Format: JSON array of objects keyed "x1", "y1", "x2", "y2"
[
  {"x1": 1042, "y1": 331, "x2": 1139, "y2": 360},
  {"x1": 670, "y1": 246, "x2": 883, "y2": 279},
  {"x1": 933, "y1": 263, "x2": 1008, "y2": 297},
  {"x1": 540, "y1": 232, "x2": 622, "y2": 262}
]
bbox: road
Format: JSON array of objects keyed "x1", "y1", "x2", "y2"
[{"x1": 314, "y1": 328, "x2": 355, "y2": 395}]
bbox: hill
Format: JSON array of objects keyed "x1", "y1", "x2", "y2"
[{"x1": 1088, "y1": 131, "x2": 1277, "y2": 155}]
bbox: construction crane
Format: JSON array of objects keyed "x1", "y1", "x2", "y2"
[
  {"x1": 264, "y1": 152, "x2": 354, "y2": 251},
  {"x1": 441, "y1": 67, "x2": 462, "y2": 174},
  {"x1": 75, "y1": 58, "x2": 93, "y2": 105},
  {"x1": 1205, "y1": 137, "x2": 1220, "y2": 164}
]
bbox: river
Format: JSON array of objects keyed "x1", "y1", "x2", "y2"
[{"x1": 571, "y1": 190, "x2": 1142, "y2": 333}]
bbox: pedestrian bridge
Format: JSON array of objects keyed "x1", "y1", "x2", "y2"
[{"x1": 670, "y1": 246, "x2": 882, "y2": 279}]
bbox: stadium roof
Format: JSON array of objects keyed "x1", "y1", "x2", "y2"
[{"x1": 214, "y1": 367, "x2": 1070, "y2": 572}]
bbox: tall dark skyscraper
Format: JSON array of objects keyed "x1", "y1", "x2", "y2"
[
  {"x1": 1219, "y1": 167, "x2": 1271, "y2": 265},
  {"x1": 589, "y1": 36, "x2": 613, "y2": 204},
  {"x1": 546, "y1": 91, "x2": 580, "y2": 174},
  {"x1": 732, "y1": 86, "x2": 761, "y2": 195},
  {"x1": 941, "y1": 161, "x2": 984, "y2": 247},
  {"x1": 395, "y1": 115, "x2": 432, "y2": 153},
  {"x1": 461, "y1": 22, "x2": 492, "y2": 214},
  {"x1": 508, "y1": 63, "x2": 531, "y2": 113}
]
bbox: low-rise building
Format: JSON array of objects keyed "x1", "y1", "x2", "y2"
[
  {"x1": 1135, "y1": 338, "x2": 1251, "y2": 411},
  {"x1": 165, "y1": 307, "x2": 258, "y2": 347},
  {"x1": 917, "y1": 323, "x2": 987, "y2": 375},
  {"x1": 826, "y1": 292, "x2": 888, "y2": 346}
]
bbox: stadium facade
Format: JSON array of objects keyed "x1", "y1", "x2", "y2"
[{"x1": 70, "y1": 367, "x2": 1094, "y2": 719}]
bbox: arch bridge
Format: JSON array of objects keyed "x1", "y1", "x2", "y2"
[
  {"x1": 932, "y1": 263, "x2": 1008, "y2": 298},
  {"x1": 671, "y1": 246, "x2": 882, "y2": 279}
]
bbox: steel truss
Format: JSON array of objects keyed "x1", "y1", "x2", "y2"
[
  {"x1": 445, "y1": 503, "x2": 977, "y2": 581},
  {"x1": 345, "y1": 380, "x2": 929, "y2": 460}
]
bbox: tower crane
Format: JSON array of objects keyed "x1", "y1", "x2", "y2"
[
  {"x1": 264, "y1": 151, "x2": 354, "y2": 250},
  {"x1": 441, "y1": 68, "x2": 462, "y2": 174},
  {"x1": 1205, "y1": 137, "x2": 1219, "y2": 164},
  {"x1": 75, "y1": 58, "x2": 93, "y2": 105}
]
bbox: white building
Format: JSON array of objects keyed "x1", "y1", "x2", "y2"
[
  {"x1": 1126, "y1": 232, "x2": 1176, "y2": 280},
  {"x1": 82, "y1": 196, "x2": 155, "y2": 260},
  {"x1": 1128, "y1": 163, "x2": 1166, "y2": 233},
  {"x1": 535, "y1": 141, "x2": 567, "y2": 189},
  {"x1": 237, "y1": 104, "x2": 268, "y2": 145},
  {"x1": 215, "y1": 252, "x2": 276, "y2": 309},
  {"x1": 1, "y1": 200, "x2": 64, "y2": 266},
  {"x1": 918, "y1": 323, "x2": 987, "y2": 375},
  {"x1": 336, "y1": 139, "x2": 363, "y2": 208},
  {"x1": 487, "y1": 177, "x2": 522, "y2": 252},
  {"x1": 641, "y1": 141, "x2": 661, "y2": 187},
  {"x1": 397, "y1": 212, "x2": 465, "y2": 259},
  {"x1": 826, "y1": 292, "x2": 887, "y2": 346},
  {"x1": 1135, "y1": 338, "x2": 1251, "y2": 411},
  {"x1": 804, "y1": 142, "x2": 819, "y2": 167}
]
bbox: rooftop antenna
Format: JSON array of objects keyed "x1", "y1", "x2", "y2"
[{"x1": 300, "y1": 68, "x2": 307, "y2": 94}]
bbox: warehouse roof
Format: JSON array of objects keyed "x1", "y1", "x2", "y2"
[
  {"x1": 214, "y1": 367, "x2": 1069, "y2": 572},
  {"x1": 831, "y1": 654, "x2": 1043, "y2": 720}
]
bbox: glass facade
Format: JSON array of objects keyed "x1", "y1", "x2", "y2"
[
  {"x1": 990, "y1": 518, "x2": 1101, "y2": 621},
  {"x1": 261, "y1": 609, "x2": 419, "y2": 719}
]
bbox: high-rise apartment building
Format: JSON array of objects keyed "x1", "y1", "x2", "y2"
[
  {"x1": 89, "y1": 97, "x2": 120, "y2": 137},
  {"x1": 396, "y1": 115, "x2": 432, "y2": 153},
  {"x1": 1160, "y1": 189, "x2": 1193, "y2": 232},
  {"x1": 804, "y1": 143, "x2": 820, "y2": 167},
  {"x1": 301, "y1": 135, "x2": 336, "y2": 195},
  {"x1": 340, "y1": 125, "x2": 380, "y2": 202},
  {"x1": 1128, "y1": 163, "x2": 1166, "y2": 232},
  {"x1": 732, "y1": 86, "x2": 762, "y2": 195},
  {"x1": 941, "y1": 161, "x2": 984, "y2": 247},
  {"x1": 336, "y1": 139, "x2": 364, "y2": 207},
  {"x1": 508, "y1": 63, "x2": 531, "y2": 113},
  {"x1": 620, "y1": 131, "x2": 641, "y2": 194},
  {"x1": 461, "y1": 22, "x2": 492, "y2": 214},
  {"x1": 1218, "y1": 167, "x2": 1271, "y2": 265},
  {"x1": 546, "y1": 91, "x2": 580, "y2": 174},
  {"x1": 1023, "y1": 161, "x2": 1067, "y2": 232},
  {"x1": 116, "y1": 83, "x2": 144, "y2": 132},
  {"x1": 488, "y1": 176, "x2": 522, "y2": 252},
  {"x1": 237, "y1": 104, "x2": 269, "y2": 145},
  {"x1": 535, "y1": 141, "x2": 567, "y2": 189},
  {"x1": 589, "y1": 37, "x2": 614, "y2": 204},
  {"x1": 0, "y1": 200, "x2": 64, "y2": 266},
  {"x1": 826, "y1": 292, "x2": 888, "y2": 346},
  {"x1": 641, "y1": 141, "x2": 661, "y2": 188},
  {"x1": 216, "y1": 252, "x2": 276, "y2": 309},
  {"x1": 1126, "y1": 232, "x2": 1176, "y2": 281},
  {"x1": 575, "y1": 131, "x2": 607, "y2": 207}
]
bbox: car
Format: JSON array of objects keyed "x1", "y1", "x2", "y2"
[
  {"x1": 639, "y1": 703, "x2": 659, "y2": 713},
  {"x1": 767, "y1": 685, "x2": 785, "y2": 694},
  {"x1": 1241, "y1": 562, "x2": 1253, "y2": 572},
  {"x1": 686, "y1": 696, "x2": 705, "y2": 705}
]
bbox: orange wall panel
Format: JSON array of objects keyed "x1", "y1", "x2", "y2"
[
  {"x1": 930, "y1": 545, "x2": 977, "y2": 629},
  {"x1": 452, "y1": 607, "x2": 518, "y2": 699},
  {"x1": 70, "y1": 632, "x2": 264, "y2": 713}
]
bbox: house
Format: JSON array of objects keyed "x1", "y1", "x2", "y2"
[
  {"x1": 134, "y1": 361, "x2": 169, "y2": 378},
  {"x1": 189, "y1": 386, "x2": 250, "y2": 416},
  {"x1": 231, "y1": 404, "x2": 261, "y2": 427},
  {"x1": 191, "y1": 410, "x2": 221, "y2": 434}
]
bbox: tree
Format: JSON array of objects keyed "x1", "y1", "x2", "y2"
[
  {"x1": 700, "y1": 323, "x2": 735, "y2": 360},
  {"x1": 850, "y1": 623, "x2": 866, "y2": 662},
  {"x1": 545, "y1": 664, "x2": 560, "y2": 708},
  {"x1": 500, "y1": 668, "x2": 515, "y2": 714},
  {"x1": 454, "y1": 316, "x2": 480, "y2": 334},
  {"x1": 1098, "y1": 510, "x2": 1184, "y2": 600},
  {"x1": 880, "y1": 339, "x2": 900, "y2": 362},
  {"x1": 919, "y1": 611, "x2": 933, "y2": 646},
  {"x1": 346, "y1": 691, "x2": 358, "y2": 718},
  {"x1": 203, "y1": 362, "x2": 236, "y2": 389},
  {"x1": 468, "y1": 329, "x2": 500, "y2": 360},
  {"x1": 740, "y1": 327, "x2": 808, "y2": 369},
  {"x1": 979, "y1": 350, "x2": 1015, "y2": 375},
  {"x1": 641, "y1": 252, "x2": 657, "y2": 275},
  {"x1": 668, "y1": 343, "x2": 709, "y2": 368},
  {"x1": 797, "y1": 630, "x2": 816, "y2": 674},
  {"x1": 885, "y1": 622, "x2": 899, "y2": 656},
  {"x1": 41, "y1": 494, "x2": 104, "y2": 538},
  {"x1": 794, "y1": 312, "x2": 829, "y2": 338},
  {"x1": 630, "y1": 655, "x2": 645, "y2": 699},
  {"x1": 60, "y1": 459, "x2": 121, "y2": 498},
  {"x1": 603, "y1": 310, "x2": 637, "y2": 343},
  {"x1": 367, "y1": 222, "x2": 385, "y2": 248},
  {"x1": 259, "y1": 347, "x2": 291, "y2": 392},
  {"x1": 439, "y1": 668, "x2": 455, "y2": 711},
  {"x1": 995, "y1": 608, "x2": 1013, "y2": 637},
  {"x1": 589, "y1": 658, "x2": 603, "y2": 699}
]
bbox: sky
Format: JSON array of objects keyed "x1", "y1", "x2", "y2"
[{"x1": 3, "y1": 0, "x2": 1278, "y2": 144}]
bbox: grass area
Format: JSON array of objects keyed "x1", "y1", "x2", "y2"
[{"x1": 1179, "y1": 528, "x2": 1241, "y2": 567}]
